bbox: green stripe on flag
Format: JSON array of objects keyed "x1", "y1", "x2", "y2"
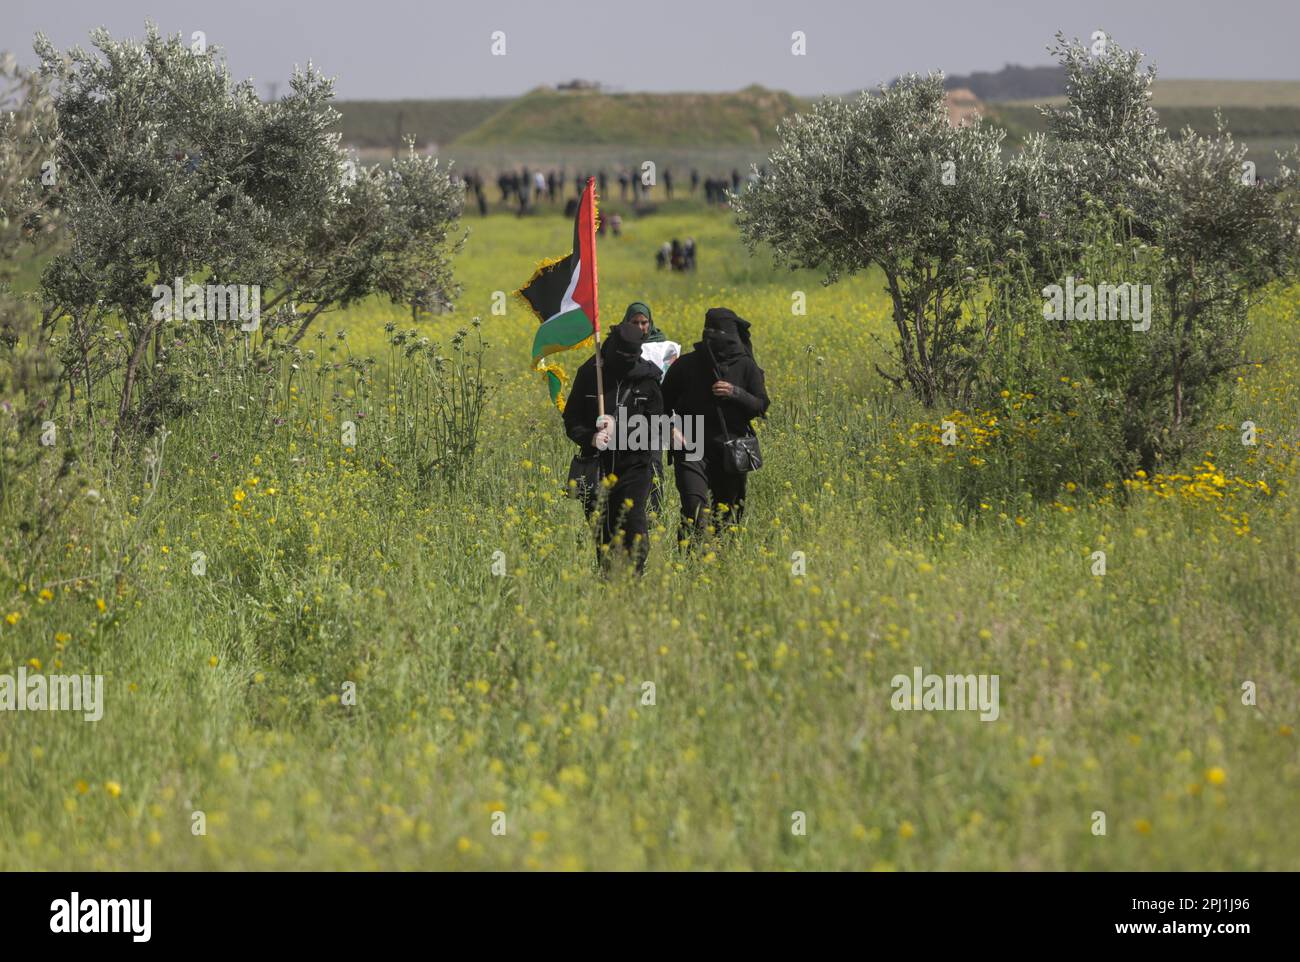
[{"x1": 531, "y1": 307, "x2": 595, "y2": 408}]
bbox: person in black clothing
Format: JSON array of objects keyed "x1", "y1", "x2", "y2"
[
  {"x1": 662, "y1": 308, "x2": 769, "y2": 548},
  {"x1": 621, "y1": 301, "x2": 677, "y2": 516},
  {"x1": 563, "y1": 322, "x2": 664, "y2": 574},
  {"x1": 518, "y1": 168, "x2": 531, "y2": 213}
]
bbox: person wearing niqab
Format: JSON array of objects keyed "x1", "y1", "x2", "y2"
[{"x1": 661, "y1": 307, "x2": 769, "y2": 547}]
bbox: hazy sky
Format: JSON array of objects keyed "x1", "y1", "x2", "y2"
[{"x1": 7, "y1": 0, "x2": 1299, "y2": 99}]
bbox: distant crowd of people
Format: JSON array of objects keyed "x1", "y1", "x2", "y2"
[{"x1": 453, "y1": 164, "x2": 762, "y2": 217}]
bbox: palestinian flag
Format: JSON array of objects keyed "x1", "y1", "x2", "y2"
[{"x1": 516, "y1": 177, "x2": 600, "y2": 410}]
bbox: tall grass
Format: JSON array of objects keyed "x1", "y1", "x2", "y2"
[{"x1": 1, "y1": 210, "x2": 1297, "y2": 870}]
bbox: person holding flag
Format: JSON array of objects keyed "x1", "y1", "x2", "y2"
[
  {"x1": 620, "y1": 301, "x2": 679, "y2": 514},
  {"x1": 562, "y1": 321, "x2": 664, "y2": 574},
  {"x1": 516, "y1": 177, "x2": 662, "y2": 574}
]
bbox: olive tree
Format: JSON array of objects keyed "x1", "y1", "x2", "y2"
[
  {"x1": 269, "y1": 144, "x2": 464, "y2": 346},
  {"x1": 0, "y1": 55, "x2": 72, "y2": 571},
  {"x1": 1138, "y1": 127, "x2": 1298, "y2": 435},
  {"x1": 734, "y1": 73, "x2": 1016, "y2": 406},
  {"x1": 34, "y1": 24, "x2": 462, "y2": 446},
  {"x1": 1041, "y1": 32, "x2": 1164, "y2": 213},
  {"x1": 1011, "y1": 33, "x2": 1300, "y2": 467},
  {"x1": 740, "y1": 30, "x2": 1299, "y2": 478}
]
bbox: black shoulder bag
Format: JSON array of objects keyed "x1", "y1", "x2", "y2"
[{"x1": 566, "y1": 451, "x2": 600, "y2": 513}]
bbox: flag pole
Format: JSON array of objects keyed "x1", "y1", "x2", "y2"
[{"x1": 586, "y1": 176, "x2": 604, "y2": 420}]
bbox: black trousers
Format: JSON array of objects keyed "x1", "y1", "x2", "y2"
[
  {"x1": 598, "y1": 463, "x2": 653, "y2": 573},
  {"x1": 579, "y1": 456, "x2": 662, "y2": 520},
  {"x1": 673, "y1": 455, "x2": 747, "y2": 546}
]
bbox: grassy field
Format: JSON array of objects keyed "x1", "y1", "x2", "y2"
[{"x1": 2, "y1": 207, "x2": 1298, "y2": 870}]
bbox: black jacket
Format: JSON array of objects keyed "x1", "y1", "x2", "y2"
[
  {"x1": 563, "y1": 354, "x2": 665, "y2": 474},
  {"x1": 662, "y1": 343, "x2": 769, "y2": 459}
]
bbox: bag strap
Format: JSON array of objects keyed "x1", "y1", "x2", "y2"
[
  {"x1": 603, "y1": 374, "x2": 638, "y2": 475},
  {"x1": 703, "y1": 342, "x2": 733, "y2": 444},
  {"x1": 607, "y1": 368, "x2": 643, "y2": 418}
]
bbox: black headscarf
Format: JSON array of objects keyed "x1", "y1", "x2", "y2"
[
  {"x1": 700, "y1": 307, "x2": 753, "y2": 370},
  {"x1": 600, "y1": 321, "x2": 645, "y2": 381}
]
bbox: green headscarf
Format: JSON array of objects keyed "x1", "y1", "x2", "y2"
[{"x1": 622, "y1": 301, "x2": 666, "y2": 343}]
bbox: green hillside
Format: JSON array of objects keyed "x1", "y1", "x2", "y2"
[
  {"x1": 452, "y1": 85, "x2": 809, "y2": 146},
  {"x1": 941, "y1": 69, "x2": 1300, "y2": 107},
  {"x1": 987, "y1": 103, "x2": 1300, "y2": 141},
  {"x1": 1150, "y1": 78, "x2": 1300, "y2": 107},
  {"x1": 982, "y1": 95, "x2": 1300, "y2": 179},
  {"x1": 330, "y1": 79, "x2": 1300, "y2": 170},
  {"x1": 333, "y1": 98, "x2": 512, "y2": 150},
  {"x1": 1001, "y1": 78, "x2": 1300, "y2": 108}
]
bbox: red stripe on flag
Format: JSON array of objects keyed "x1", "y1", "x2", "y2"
[{"x1": 575, "y1": 177, "x2": 599, "y2": 335}]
